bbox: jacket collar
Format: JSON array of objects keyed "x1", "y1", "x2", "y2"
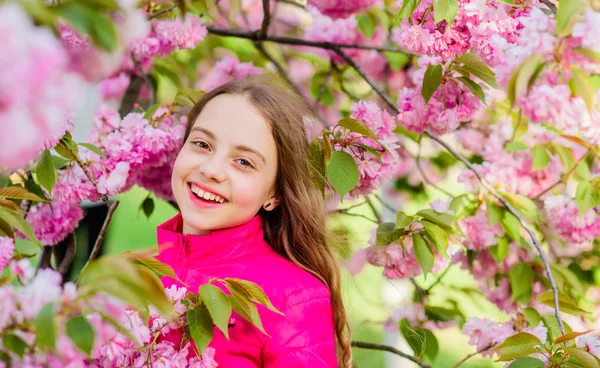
[{"x1": 156, "y1": 213, "x2": 268, "y2": 267}]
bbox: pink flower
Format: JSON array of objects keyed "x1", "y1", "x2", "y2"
[
  {"x1": 200, "y1": 347, "x2": 218, "y2": 368},
  {"x1": 0, "y1": 3, "x2": 83, "y2": 172},
  {"x1": 459, "y1": 210, "x2": 505, "y2": 250},
  {"x1": 17, "y1": 268, "x2": 63, "y2": 319},
  {"x1": 196, "y1": 56, "x2": 262, "y2": 91},
  {"x1": 307, "y1": 0, "x2": 376, "y2": 19},
  {"x1": 0, "y1": 236, "x2": 15, "y2": 270},
  {"x1": 23, "y1": 198, "x2": 83, "y2": 246},
  {"x1": 577, "y1": 334, "x2": 600, "y2": 358},
  {"x1": 463, "y1": 318, "x2": 515, "y2": 356}
]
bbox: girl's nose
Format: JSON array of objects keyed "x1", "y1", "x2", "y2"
[{"x1": 199, "y1": 155, "x2": 227, "y2": 183}]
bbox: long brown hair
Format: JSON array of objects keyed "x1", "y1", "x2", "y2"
[{"x1": 183, "y1": 73, "x2": 352, "y2": 367}]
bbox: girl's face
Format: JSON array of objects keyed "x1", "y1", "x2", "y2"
[{"x1": 171, "y1": 94, "x2": 279, "y2": 235}]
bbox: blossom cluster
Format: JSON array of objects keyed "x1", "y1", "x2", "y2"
[
  {"x1": 24, "y1": 106, "x2": 186, "y2": 246},
  {"x1": 196, "y1": 56, "x2": 263, "y2": 92},
  {"x1": 0, "y1": 260, "x2": 218, "y2": 367},
  {"x1": 335, "y1": 100, "x2": 400, "y2": 197},
  {"x1": 0, "y1": 2, "x2": 83, "y2": 172}
]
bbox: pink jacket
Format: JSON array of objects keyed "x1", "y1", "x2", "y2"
[{"x1": 155, "y1": 213, "x2": 339, "y2": 367}]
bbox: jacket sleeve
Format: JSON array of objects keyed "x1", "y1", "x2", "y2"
[{"x1": 262, "y1": 286, "x2": 339, "y2": 368}]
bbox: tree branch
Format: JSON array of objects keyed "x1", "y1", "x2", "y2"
[
  {"x1": 539, "y1": 0, "x2": 557, "y2": 13},
  {"x1": 425, "y1": 131, "x2": 565, "y2": 334},
  {"x1": 533, "y1": 149, "x2": 591, "y2": 200},
  {"x1": 259, "y1": 0, "x2": 270, "y2": 38},
  {"x1": 351, "y1": 341, "x2": 432, "y2": 368},
  {"x1": 148, "y1": 4, "x2": 178, "y2": 20},
  {"x1": 119, "y1": 75, "x2": 144, "y2": 117},
  {"x1": 253, "y1": 42, "x2": 304, "y2": 98},
  {"x1": 206, "y1": 26, "x2": 405, "y2": 53},
  {"x1": 332, "y1": 209, "x2": 378, "y2": 224},
  {"x1": 56, "y1": 233, "x2": 76, "y2": 278},
  {"x1": 77, "y1": 200, "x2": 119, "y2": 281},
  {"x1": 451, "y1": 346, "x2": 492, "y2": 368}
]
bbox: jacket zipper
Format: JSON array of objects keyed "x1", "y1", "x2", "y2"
[{"x1": 178, "y1": 234, "x2": 190, "y2": 280}]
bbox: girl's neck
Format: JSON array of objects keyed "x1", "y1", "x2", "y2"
[{"x1": 182, "y1": 222, "x2": 211, "y2": 236}]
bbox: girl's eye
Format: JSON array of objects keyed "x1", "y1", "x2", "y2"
[
  {"x1": 192, "y1": 141, "x2": 210, "y2": 150},
  {"x1": 236, "y1": 158, "x2": 254, "y2": 169}
]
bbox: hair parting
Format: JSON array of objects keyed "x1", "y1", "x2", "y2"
[{"x1": 183, "y1": 73, "x2": 352, "y2": 367}]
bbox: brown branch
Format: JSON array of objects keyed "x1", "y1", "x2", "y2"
[
  {"x1": 539, "y1": 0, "x2": 557, "y2": 13},
  {"x1": 253, "y1": 42, "x2": 303, "y2": 98},
  {"x1": 64, "y1": 143, "x2": 110, "y2": 207},
  {"x1": 147, "y1": 4, "x2": 178, "y2": 20},
  {"x1": 56, "y1": 233, "x2": 76, "y2": 278},
  {"x1": 77, "y1": 200, "x2": 119, "y2": 281},
  {"x1": 451, "y1": 346, "x2": 492, "y2": 368},
  {"x1": 36, "y1": 247, "x2": 53, "y2": 272},
  {"x1": 416, "y1": 135, "x2": 454, "y2": 198},
  {"x1": 131, "y1": 52, "x2": 156, "y2": 106},
  {"x1": 364, "y1": 196, "x2": 383, "y2": 223},
  {"x1": 425, "y1": 131, "x2": 565, "y2": 335},
  {"x1": 119, "y1": 75, "x2": 144, "y2": 117},
  {"x1": 351, "y1": 341, "x2": 432, "y2": 368},
  {"x1": 259, "y1": 0, "x2": 270, "y2": 38},
  {"x1": 206, "y1": 26, "x2": 405, "y2": 53},
  {"x1": 332, "y1": 209, "x2": 378, "y2": 224}
]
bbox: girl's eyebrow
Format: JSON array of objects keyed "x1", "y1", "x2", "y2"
[
  {"x1": 191, "y1": 126, "x2": 267, "y2": 164},
  {"x1": 190, "y1": 127, "x2": 216, "y2": 140}
]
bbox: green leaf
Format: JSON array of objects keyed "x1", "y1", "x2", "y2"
[
  {"x1": 308, "y1": 139, "x2": 326, "y2": 195},
  {"x1": 227, "y1": 293, "x2": 268, "y2": 336},
  {"x1": 199, "y1": 284, "x2": 232, "y2": 339},
  {"x1": 575, "y1": 180, "x2": 600, "y2": 216},
  {"x1": 508, "y1": 357, "x2": 545, "y2": 368},
  {"x1": 78, "y1": 143, "x2": 106, "y2": 158},
  {"x1": 56, "y1": 2, "x2": 118, "y2": 51},
  {"x1": 326, "y1": 151, "x2": 359, "y2": 201},
  {"x1": 66, "y1": 316, "x2": 95, "y2": 356},
  {"x1": 225, "y1": 278, "x2": 282, "y2": 315},
  {"x1": 569, "y1": 66, "x2": 596, "y2": 114},
  {"x1": 0, "y1": 207, "x2": 41, "y2": 246},
  {"x1": 433, "y1": 0, "x2": 458, "y2": 25},
  {"x1": 495, "y1": 332, "x2": 542, "y2": 361},
  {"x1": 422, "y1": 220, "x2": 448, "y2": 257},
  {"x1": 542, "y1": 314, "x2": 572, "y2": 342},
  {"x1": 376, "y1": 222, "x2": 403, "y2": 246},
  {"x1": 399, "y1": 319, "x2": 426, "y2": 358},
  {"x1": 500, "y1": 211, "x2": 521, "y2": 241},
  {"x1": 36, "y1": 303, "x2": 57, "y2": 351},
  {"x1": 523, "y1": 307, "x2": 541, "y2": 327},
  {"x1": 458, "y1": 76, "x2": 486, "y2": 103},
  {"x1": 121, "y1": 250, "x2": 178, "y2": 280},
  {"x1": 505, "y1": 141, "x2": 528, "y2": 152},
  {"x1": 486, "y1": 199, "x2": 502, "y2": 225},
  {"x1": 140, "y1": 196, "x2": 155, "y2": 219},
  {"x1": 454, "y1": 53, "x2": 498, "y2": 88},
  {"x1": 449, "y1": 193, "x2": 478, "y2": 219},
  {"x1": 575, "y1": 159, "x2": 590, "y2": 181},
  {"x1": 416, "y1": 209, "x2": 454, "y2": 232},
  {"x1": 491, "y1": 236, "x2": 509, "y2": 263},
  {"x1": 384, "y1": 52, "x2": 410, "y2": 72},
  {"x1": 507, "y1": 54, "x2": 544, "y2": 106},
  {"x1": 565, "y1": 348, "x2": 600, "y2": 368},
  {"x1": 36, "y1": 150, "x2": 57, "y2": 193},
  {"x1": 421, "y1": 65, "x2": 443, "y2": 104},
  {"x1": 493, "y1": 0, "x2": 524, "y2": 6},
  {"x1": 552, "y1": 144, "x2": 576, "y2": 171},
  {"x1": 510, "y1": 263, "x2": 534, "y2": 304},
  {"x1": 500, "y1": 192, "x2": 539, "y2": 221},
  {"x1": 413, "y1": 233, "x2": 434, "y2": 278},
  {"x1": 187, "y1": 304, "x2": 214, "y2": 354},
  {"x1": 396, "y1": 212, "x2": 414, "y2": 229},
  {"x1": 555, "y1": 0, "x2": 584, "y2": 36},
  {"x1": 573, "y1": 47, "x2": 600, "y2": 63},
  {"x1": 338, "y1": 118, "x2": 378, "y2": 139},
  {"x1": 531, "y1": 145, "x2": 550, "y2": 171},
  {"x1": 357, "y1": 14, "x2": 376, "y2": 38},
  {"x1": 2, "y1": 334, "x2": 27, "y2": 357},
  {"x1": 397, "y1": 0, "x2": 421, "y2": 19},
  {"x1": 0, "y1": 187, "x2": 47, "y2": 202},
  {"x1": 537, "y1": 290, "x2": 590, "y2": 316}
]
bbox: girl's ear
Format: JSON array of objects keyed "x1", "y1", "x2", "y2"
[{"x1": 262, "y1": 196, "x2": 280, "y2": 211}]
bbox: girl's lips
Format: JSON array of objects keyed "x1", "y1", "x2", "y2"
[{"x1": 187, "y1": 184, "x2": 227, "y2": 209}]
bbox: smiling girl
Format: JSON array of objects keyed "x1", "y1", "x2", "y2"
[{"x1": 156, "y1": 74, "x2": 352, "y2": 367}]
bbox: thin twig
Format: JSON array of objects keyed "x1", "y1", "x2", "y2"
[
  {"x1": 147, "y1": 4, "x2": 178, "y2": 20},
  {"x1": 63, "y1": 143, "x2": 110, "y2": 206},
  {"x1": 36, "y1": 247, "x2": 52, "y2": 272},
  {"x1": 533, "y1": 149, "x2": 591, "y2": 200},
  {"x1": 426, "y1": 131, "x2": 565, "y2": 334},
  {"x1": 351, "y1": 341, "x2": 432, "y2": 368},
  {"x1": 425, "y1": 264, "x2": 452, "y2": 292},
  {"x1": 253, "y1": 42, "x2": 303, "y2": 98},
  {"x1": 316, "y1": 63, "x2": 334, "y2": 106},
  {"x1": 451, "y1": 346, "x2": 492, "y2": 368},
  {"x1": 77, "y1": 200, "x2": 119, "y2": 281},
  {"x1": 333, "y1": 209, "x2": 378, "y2": 224},
  {"x1": 131, "y1": 52, "x2": 156, "y2": 106},
  {"x1": 372, "y1": 193, "x2": 398, "y2": 214},
  {"x1": 206, "y1": 26, "x2": 406, "y2": 53},
  {"x1": 332, "y1": 47, "x2": 399, "y2": 114},
  {"x1": 56, "y1": 233, "x2": 76, "y2": 278},
  {"x1": 364, "y1": 196, "x2": 383, "y2": 223},
  {"x1": 416, "y1": 135, "x2": 454, "y2": 198}
]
